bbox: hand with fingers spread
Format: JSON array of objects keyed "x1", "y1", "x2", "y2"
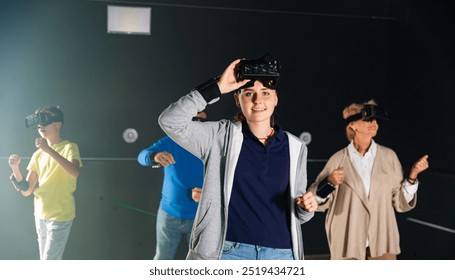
[
  {"x1": 154, "y1": 151, "x2": 176, "y2": 167},
  {"x1": 328, "y1": 167, "x2": 344, "y2": 186}
]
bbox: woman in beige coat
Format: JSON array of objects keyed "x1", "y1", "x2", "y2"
[{"x1": 308, "y1": 100, "x2": 429, "y2": 260}]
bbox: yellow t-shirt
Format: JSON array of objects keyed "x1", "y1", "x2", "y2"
[{"x1": 27, "y1": 140, "x2": 82, "y2": 221}]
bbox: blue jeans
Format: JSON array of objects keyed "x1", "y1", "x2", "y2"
[
  {"x1": 35, "y1": 218, "x2": 73, "y2": 260},
  {"x1": 221, "y1": 241, "x2": 294, "y2": 260},
  {"x1": 154, "y1": 208, "x2": 194, "y2": 260}
]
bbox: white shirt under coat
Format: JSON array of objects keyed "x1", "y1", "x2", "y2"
[{"x1": 347, "y1": 140, "x2": 418, "y2": 202}]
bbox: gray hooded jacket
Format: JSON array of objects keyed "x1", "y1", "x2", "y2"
[{"x1": 159, "y1": 90, "x2": 314, "y2": 260}]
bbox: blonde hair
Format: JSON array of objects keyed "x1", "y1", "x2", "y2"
[{"x1": 342, "y1": 99, "x2": 377, "y2": 141}]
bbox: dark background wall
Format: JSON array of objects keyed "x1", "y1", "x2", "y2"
[{"x1": 0, "y1": 0, "x2": 453, "y2": 260}]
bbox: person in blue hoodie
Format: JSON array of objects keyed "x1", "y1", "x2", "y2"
[{"x1": 137, "y1": 112, "x2": 205, "y2": 259}]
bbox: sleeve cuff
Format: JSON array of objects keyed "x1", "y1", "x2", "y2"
[
  {"x1": 316, "y1": 195, "x2": 330, "y2": 204},
  {"x1": 402, "y1": 181, "x2": 418, "y2": 203},
  {"x1": 403, "y1": 180, "x2": 419, "y2": 195},
  {"x1": 193, "y1": 77, "x2": 221, "y2": 103}
]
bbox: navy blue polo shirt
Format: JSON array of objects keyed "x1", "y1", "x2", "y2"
[{"x1": 226, "y1": 123, "x2": 292, "y2": 249}]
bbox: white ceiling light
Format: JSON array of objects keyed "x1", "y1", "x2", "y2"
[{"x1": 107, "y1": 6, "x2": 151, "y2": 35}]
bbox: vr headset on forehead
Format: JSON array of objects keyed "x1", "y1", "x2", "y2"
[
  {"x1": 345, "y1": 105, "x2": 390, "y2": 123},
  {"x1": 235, "y1": 53, "x2": 281, "y2": 90},
  {"x1": 25, "y1": 112, "x2": 63, "y2": 128}
]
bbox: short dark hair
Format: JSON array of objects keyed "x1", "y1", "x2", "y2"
[{"x1": 35, "y1": 106, "x2": 64, "y2": 126}]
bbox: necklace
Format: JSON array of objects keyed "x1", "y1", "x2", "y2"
[{"x1": 258, "y1": 128, "x2": 275, "y2": 141}]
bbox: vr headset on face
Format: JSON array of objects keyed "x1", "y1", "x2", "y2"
[
  {"x1": 235, "y1": 54, "x2": 281, "y2": 90},
  {"x1": 345, "y1": 105, "x2": 390, "y2": 123},
  {"x1": 25, "y1": 112, "x2": 63, "y2": 128}
]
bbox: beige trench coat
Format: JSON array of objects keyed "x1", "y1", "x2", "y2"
[{"x1": 308, "y1": 144, "x2": 417, "y2": 260}]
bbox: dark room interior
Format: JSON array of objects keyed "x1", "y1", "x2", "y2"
[{"x1": 0, "y1": 0, "x2": 454, "y2": 260}]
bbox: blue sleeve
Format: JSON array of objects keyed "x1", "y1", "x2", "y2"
[{"x1": 137, "y1": 136, "x2": 171, "y2": 166}]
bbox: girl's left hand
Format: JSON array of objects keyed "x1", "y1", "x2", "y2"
[{"x1": 296, "y1": 192, "x2": 318, "y2": 212}]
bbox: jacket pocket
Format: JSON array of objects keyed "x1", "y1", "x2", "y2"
[
  {"x1": 193, "y1": 202, "x2": 212, "y2": 236},
  {"x1": 190, "y1": 202, "x2": 224, "y2": 258}
]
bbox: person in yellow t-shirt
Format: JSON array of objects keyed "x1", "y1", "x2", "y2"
[{"x1": 8, "y1": 106, "x2": 82, "y2": 260}]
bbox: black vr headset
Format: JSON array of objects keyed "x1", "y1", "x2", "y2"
[
  {"x1": 345, "y1": 105, "x2": 390, "y2": 123},
  {"x1": 25, "y1": 112, "x2": 63, "y2": 128},
  {"x1": 235, "y1": 53, "x2": 281, "y2": 90}
]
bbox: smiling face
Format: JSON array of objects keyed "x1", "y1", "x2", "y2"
[
  {"x1": 350, "y1": 119, "x2": 379, "y2": 140},
  {"x1": 37, "y1": 121, "x2": 61, "y2": 139},
  {"x1": 234, "y1": 80, "x2": 278, "y2": 126},
  {"x1": 35, "y1": 108, "x2": 62, "y2": 140}
]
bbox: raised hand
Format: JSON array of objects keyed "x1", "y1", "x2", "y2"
[
  {"x1": 8, "y1": 154, "x2": 21, "y2": 169},
  {"x1": 409, "y1": 154, "x2": 429, "y2": 180},
  {"x1": 217, "y1": 59, "x2": 251, "y2": 94},
  {"x1": 35, "y1": 137, "x2": 51, "y2": 153}
]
